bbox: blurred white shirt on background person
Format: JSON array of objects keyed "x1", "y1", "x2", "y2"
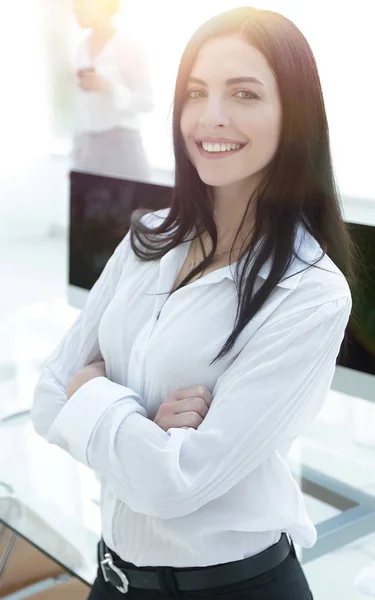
[{"x1": 74, "y1": 31, "x2": 153, "y2": 134}]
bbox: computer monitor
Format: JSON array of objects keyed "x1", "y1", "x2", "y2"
[
  {"x1": 68, "y1": 169, "x2": 172, "y2": 308},
  {"x1": 68, "y1": 173, "x2": 375, "y2": 403},
  {"x1": 331, "y1": 201, "x2": 375, "y2": 403}
]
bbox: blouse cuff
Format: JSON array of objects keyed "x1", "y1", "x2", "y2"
[{"x1": 47, "y1": 377, "x2": 144, "y2": 466}]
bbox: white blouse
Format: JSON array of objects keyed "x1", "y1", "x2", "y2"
[
  {"x1": 31, "y1": 208, "x2": 352, "y2": 567},
  {"x1": 74, "y1": 31, "x2": 153, "y2": 134}
]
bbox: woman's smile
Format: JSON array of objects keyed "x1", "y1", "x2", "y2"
[{"x1": 195, "y1": 138, "x2": 248, "y2": 160}]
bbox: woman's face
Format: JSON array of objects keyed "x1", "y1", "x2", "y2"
[
  {"x1": 73, "y1": 0, "x2": 106, "y2": 28},
  {"x1": 180, "y1": 35, "x2": 282, "y2": 191}
]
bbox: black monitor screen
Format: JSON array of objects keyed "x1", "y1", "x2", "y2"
[
  {"x1": 69, "y1": 170, "x2": 171, "y2": 291},
  {"x1": 337, "y1": 222, "x2": 375, "y2": 378}
]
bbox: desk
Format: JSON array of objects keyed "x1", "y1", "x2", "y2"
[
  {"x1": 289, "y1": 410, "x2": 375, "y2": 563},
  {"x1": 0, "y1": 416, "x2": 100, "y2": 587}
]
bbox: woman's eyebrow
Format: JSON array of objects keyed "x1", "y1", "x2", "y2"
[{"x1": 188, "y1": 76, "x2": 265, "y2": 87}]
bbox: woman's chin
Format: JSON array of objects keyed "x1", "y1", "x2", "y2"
[{"x1": 196, "y1": 170, "x2": 235, "y2": 188}]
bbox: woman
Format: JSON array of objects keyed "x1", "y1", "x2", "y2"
[
  {"x1": 72, "y1": 0, "x2": 153, "y2": 180},
  {"x1": 32, "y1": 6, "x2": 358, "y2": 599}
]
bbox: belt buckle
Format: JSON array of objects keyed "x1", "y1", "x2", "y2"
[{"x1": 100, "y1": 551, "x2": 129, "y2": 594}]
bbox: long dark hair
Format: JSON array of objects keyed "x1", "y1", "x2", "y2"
[{"x1": 130, "y1": 6, "x2": 361, "y2": 365}]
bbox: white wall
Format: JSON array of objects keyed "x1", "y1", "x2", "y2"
[
  {"x1": 0, "y1": 0, "x2": 55, "y2": 239},
  {"x1": 0, "y1": 155, "x2": 70, "y2": 240}
]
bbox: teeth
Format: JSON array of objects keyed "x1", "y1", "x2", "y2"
[{"x1": 201, "y1": 142, "x2": 242, "y2": 152}]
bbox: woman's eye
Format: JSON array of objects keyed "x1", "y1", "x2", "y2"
[
  {"x1": 187, "y1": 89, "x2": 205, "y2": 99},
  {"x1": 234, "y1": 90, "x2": 258, "y2": 100}
]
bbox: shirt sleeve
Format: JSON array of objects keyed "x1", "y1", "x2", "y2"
[
  {"x1": 31, "y1": 231, "x2": 146, "y2": 439},
  {"x1": 45, "y1": 292, "x2": 352, "y2": 520}
]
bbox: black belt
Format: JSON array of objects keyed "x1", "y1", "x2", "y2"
[{"x1": 99, "y1": 533, "x2": 293, "y2": 595}]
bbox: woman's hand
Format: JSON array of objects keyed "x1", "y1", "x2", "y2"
[
  {"x1": 153, "y1": 385, "x2": 213, "y2": 432},
  {"x1": 66, "y1": 360, "x2": 106, "y2": 399},
  {"x1": 77, "y1": 69, "x2": 111, "y2": 93}
]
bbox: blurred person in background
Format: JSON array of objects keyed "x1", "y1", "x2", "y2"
[{"x1": 72, "y1": 0, "x2": 153, "y2": 180}]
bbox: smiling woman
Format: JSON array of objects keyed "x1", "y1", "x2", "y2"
[
  {"x1": 130, "y1": 5, "x2": 358, "y2": 364},
  {"x1": 32, "y1": 6, "x2": 356, "y2": 600}
]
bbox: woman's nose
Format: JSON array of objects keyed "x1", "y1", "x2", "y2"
[{"x1": 198, "y1": 97, "x2": 231, "y2": 128}]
